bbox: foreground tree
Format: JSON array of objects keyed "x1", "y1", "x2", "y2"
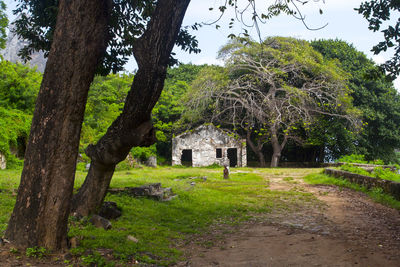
[
  {"x1": 71, "y1": 0, "x2": 192, "y2": 216},
  {"x1": 5, "y1": 0, "x2": 111, "y2": 249},
  {"x1": 356, "y1": 0, "x2": 400, "y2": 79},
  {"x1": 188, "y1": 37, "x2": 358, "y2": 167}
]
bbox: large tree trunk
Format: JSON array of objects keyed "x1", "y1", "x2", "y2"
[
  {"x1": 72, "y1": 0, "x2": 191, "y2": 216},
  {"x1": 246, "y1": 130, "x2": 266, "y2": 167},
  {"x1": 5, "y1": 0, "x2": 110, "y2": 250},
  {"x1": 270, "y1": 129, "x2": 288, "y2": 168}
]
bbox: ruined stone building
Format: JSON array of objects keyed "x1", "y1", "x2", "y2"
[{"x1": 172, "y1": 124, "x2": 246, "y2": 167}]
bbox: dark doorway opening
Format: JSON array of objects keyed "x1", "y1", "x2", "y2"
[
  {"x1": 227, "y1": 148, "x2": 238, "y2": 167},
  {"x1": 181, "y1": 149, "x2": 193, "y2": 166},
  {"x1": 216, "y1": 148, "x2": 222, "y2": 158}
]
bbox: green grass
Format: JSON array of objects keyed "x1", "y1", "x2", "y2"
[
  {"x1": 0, "y1": 169, "x2": 20, "y2": 234},
  {"x1": 339, "y1": 164, "x2": 400, "y2": 183},
  {"x1": 0, "y1": 167, "x2": 320, "y2": 266},
  {"x1": 304, "y1": 172, "x2": 400, "y2": 210}
]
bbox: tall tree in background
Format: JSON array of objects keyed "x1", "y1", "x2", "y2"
[
  {"x1": 188, "y1": 37, "x2": 358, "y2": 167},
  {"x1": 311, "y1": 39, "x2": 400, "y2": 163},
  {"x1": 357, "y1": 0, "x2": 400, "y2": 79},
  {"x1": 5, "y1": 0, "x2": 111, "y2": 249}
]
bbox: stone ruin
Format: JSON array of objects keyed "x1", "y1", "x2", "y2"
[
  {"x1": 172, "y1": 124, "x2": 246, "y2": 167},
  {"x1": 0, "y1": 152, "x2": 6, "y2": 170}
]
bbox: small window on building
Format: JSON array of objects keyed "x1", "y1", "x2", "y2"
[{"x1": 216, "y1": 148, "x2": 222, "y2": 158}]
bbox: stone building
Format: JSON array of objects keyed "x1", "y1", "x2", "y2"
[{"x1": 172, "y1": 124, "x2": 246, "y2": 167}]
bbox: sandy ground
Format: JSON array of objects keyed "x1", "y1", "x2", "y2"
[{"x1": 178, "y1": 170, "x2": 400, "y2": 267}]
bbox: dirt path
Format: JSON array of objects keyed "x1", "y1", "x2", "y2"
[{"x1": 179, "y1": 169, "x2": 400, "y2": 267}]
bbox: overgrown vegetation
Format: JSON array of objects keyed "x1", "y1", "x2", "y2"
[
  {"x1": 339, "y1": 164, "x2": 400, "y2": 183},
  {"x1": 337, "y1": 154, "x2": 384, "y2": 165}
]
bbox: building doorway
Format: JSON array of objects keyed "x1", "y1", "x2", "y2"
[
  {"x1": 227, "y1": 148, "x2": 238, "y2": 167},
  {"x1": 181, "y1": 149, "x2": 193, "y2": 166}
]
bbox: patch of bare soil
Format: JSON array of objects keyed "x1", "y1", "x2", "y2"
[{"x1": 177, "y1": 171, "x2": 400, "y2": 267}]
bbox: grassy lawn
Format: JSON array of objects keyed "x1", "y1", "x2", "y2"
[{"x1": 0, "y1": 166, "x2": 321, "y2": 266}]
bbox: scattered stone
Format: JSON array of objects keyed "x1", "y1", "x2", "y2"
[
  {"x1": 0, "y1": 151, "x2": 7, "y2": 170},
  {"x1": 108, "y1": 183, "x2": 176, "y2": 201},
  {"x1": 190, "y1": 182, "x2": 196, "y2": 186},
  {"x1": 188, "y1": 176, "x2": 207, "y2": 181},
  {"x1": 99, "y1": 201, "x2": 122, "y2": 220},
  {"x1": 223, "y1": 166, "x2": 230, "y2": 179},
  {"x1": 127, "y1": 235, "x2": 139, "y2": 243},
  {"x1": 90, "y1": 215, "x2": 112, "y2": 230},
  {"x1": 145, "y1": 156, "x2": 157, "y2": 167},
  {"x1": 85, "y1": 163, "x2": 91, "y2": 170},
  {"x1": 97, "y1": 248, "x2": 114, "y2": 258}
]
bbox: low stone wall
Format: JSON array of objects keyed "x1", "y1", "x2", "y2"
[
  {"x1": 336, "y1": 162, "x2": 396, "y2": 171},
  {"x1": 324, "y1": 168, "x2": 400, "y2": 201}
]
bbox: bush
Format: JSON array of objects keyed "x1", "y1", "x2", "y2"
[
  {"x1": 0, "y1": 107, "x2": 31, "y2": 168},
  {"x1": 337, "y1": 154, "x2": 367, "y2": 164},
  {"x1": 131, "y1": 145, "x2": 156, "y2": 162},
  {"x1": 338, "y1": 154, "x2": 384, "y2": 165}
]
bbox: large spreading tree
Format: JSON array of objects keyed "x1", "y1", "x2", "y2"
[{"x1": 187, "y1": 37, "x2": 359, "y2": 167}]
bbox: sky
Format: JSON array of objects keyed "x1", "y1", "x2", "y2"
[{"x1": 3, "y1": 0, "x2": 400, "y2": 89}]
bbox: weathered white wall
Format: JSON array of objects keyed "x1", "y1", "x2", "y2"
[
  {"x1": 0, "y1": 152, "x2": 6, "y2": 170},
  {"x1": 172, "y1": 125, "x2": 246, "y2": 167}
]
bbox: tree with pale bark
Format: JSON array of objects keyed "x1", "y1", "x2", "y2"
[{"x1": 188, "y1": 37, "x2": 359, "y2": 167}]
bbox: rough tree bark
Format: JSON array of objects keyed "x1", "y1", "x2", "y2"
[
  {"x1": 5, "y1": 0, "x2": 110, "y2": 249},
  {"x1": 270, "y1": 127, "x2": 288, "y2": 168},
  {"x1": 71, "y1": 0, "x2": 191, "y2": 216},
  {"x1": 246, "y1": 130, "x2": 266, "y2": 167}
]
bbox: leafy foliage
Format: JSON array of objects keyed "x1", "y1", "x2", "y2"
[
  {"x1": 356, "y1": 0, "x2": 400, "y2": 78},
  {"x1": 186, "y1": 37, "x2": 358, "y2": 166},
  {"x1": 337, "y1": 154, "x2": 368, "y2": 164},
  {"x1": 0, "y1": 62, "x2": 40, "y2": 168},
  {"x1": 0, "y1": 107, "x2": 31, "y2": 168},
  {"x1": 311, "y1": 39, "x2": 400, "y2": 163},
  {"x1": 12, "y1": 0, "x2": 200, "y2": 74},
  {"x1": 80, "y1": 73, "x2": 132, "y2": 148},
  {"x1": 339, "y1": 164, "x2": 400, "y2": 183},
  {"x1": 0, "y1": 60, "x2": 42, "y2": 113},
  {"x1": 153, "y1": 64, "x2": 206, "y2": 163}
]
